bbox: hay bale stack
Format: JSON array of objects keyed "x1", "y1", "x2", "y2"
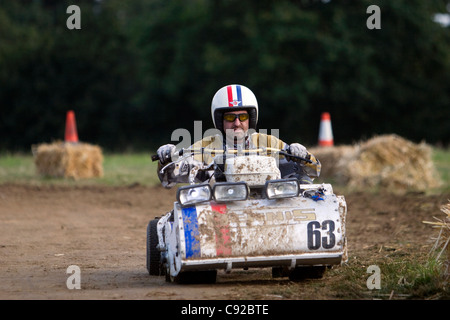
[
  {"x1": 345, "y1": 134, "x2": 441, "y2": 190},
  {"x1": 309, "y1": 145, "x2": 357, "y2": 181},
  {"x1": 33, "y1": 142, "x2": 103, "y2": 179},
  {"x1": 310, "y1": 134, "x2": 441, "y2": 191}
]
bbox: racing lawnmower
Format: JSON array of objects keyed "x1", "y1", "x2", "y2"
[{"x1": 147, "y1": 148, "x2": 347, "y2": 283}]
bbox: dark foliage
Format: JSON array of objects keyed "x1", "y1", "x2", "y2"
[{"x1": 1, "y1": 0, "x2": 449, "y2": 152}]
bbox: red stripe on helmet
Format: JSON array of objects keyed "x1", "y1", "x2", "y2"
[{"x1": 227, "y1": 85, "x2": 233, "y2": 107}]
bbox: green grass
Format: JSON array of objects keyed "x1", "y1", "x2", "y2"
[
  {"x1": 433, "y1": 147, "x2": 450, "y2": 192},
  {"x1": 328, "y1": 253, "x2": 449, "y2": 299},
  {"x1": 0, "y1": 147, "x2": 448, "y2": 188},
  {"x1": 100, "y1": 153, "x2": 161, "y2": 186},
  {"x1": 0, "y1": 152, "x2": 161, "y2": 186}
]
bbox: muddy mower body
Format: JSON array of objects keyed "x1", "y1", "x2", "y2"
[{"x1": 147, "y1": 151, "x2": 347, "y2": 283}]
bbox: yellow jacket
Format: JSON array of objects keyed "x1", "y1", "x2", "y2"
[{"x1": 157, "y1": 133, "x2": 321, "y2": 188}]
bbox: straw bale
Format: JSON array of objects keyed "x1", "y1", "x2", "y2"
[
  {"x1": 33, "y1": 142, "x2": 103, "y2": 179},
  {"x1": 309, "y1": 145, "x2": 358, "y2": 182},
  {"x1": 310, "y1": 134, "x2": 441, "y2": 191}
]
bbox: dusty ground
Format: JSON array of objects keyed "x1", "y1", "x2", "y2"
[{"x1": 0, "y1": 183, "x2": 448, "y2": 300}]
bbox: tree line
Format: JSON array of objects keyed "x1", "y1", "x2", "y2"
[{"x1": 0, "y1": 0, "x2": 449, "y2": 152}]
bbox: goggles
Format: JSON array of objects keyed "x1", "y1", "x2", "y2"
[{"x1": 223, "y1": 113, "x2": 249, "y2": 122}]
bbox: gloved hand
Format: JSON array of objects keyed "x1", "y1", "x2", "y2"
[
  {"x1": 288, "y1": 143, "x2": 309, "y2": 162},
  {"x1": 157, "y1": 144, "x2": 176, "y2": 165}
]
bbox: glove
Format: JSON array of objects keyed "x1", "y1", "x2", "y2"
[
  {"x1": 157, "y1": 144, "x2": 176, "y2": 165},
  {"x1": 288, "y1": 143, "x2": 308, "y2": 161}
]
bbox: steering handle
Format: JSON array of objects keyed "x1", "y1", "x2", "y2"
[{"x1": 151, "y1": 147, "x2": 313, "y2": 164}]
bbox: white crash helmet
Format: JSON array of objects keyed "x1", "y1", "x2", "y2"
[{"x1": 211, "y1": 84, "x2": 258, "y2": 133}]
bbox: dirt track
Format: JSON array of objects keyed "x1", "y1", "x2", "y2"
[{"x1": 0, "y1": 183, "x2": 448, "y2": 300}]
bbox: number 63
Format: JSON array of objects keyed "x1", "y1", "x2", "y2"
[{"x1": 307, "y1": 220, "x2": 336, "y2": 250}]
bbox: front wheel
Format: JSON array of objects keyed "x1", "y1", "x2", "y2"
[
  {"x1": 146, "y1": 219, "x2": 161, "y2": 275},
  {"x1": 167, "y1": 270, "x2": 217, "y2": 284}
]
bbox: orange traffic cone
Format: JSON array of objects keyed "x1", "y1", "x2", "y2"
[
  {"x1": 65, "y1": 110, "x2": 79, "y2": 143},
  {"x1": 318, "y1": 112, "x2": 334, "y2": 147}
]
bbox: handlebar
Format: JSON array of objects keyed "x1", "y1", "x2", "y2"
[
  {"x1": 151, "y1": 147, "x2": 313, "y2": 164},
  {"x1": 151, "y1": 149, "x2": 185, "y2": 162}
]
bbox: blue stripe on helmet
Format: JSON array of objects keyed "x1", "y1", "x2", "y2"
[
  {"x1": 181, "y1": 206, "x2": 201, "y2": 258},
  {"x1": 235, "y1": 85, "x2": 242, "y2": 106}
]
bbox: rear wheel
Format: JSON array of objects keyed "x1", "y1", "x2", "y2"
[
  {"x1": 272, "y1": 266, "x2": 289, "y2": 278},
  {"x1": 288, "y1": 266, "x2": 326, "y2": 281},
  {"x1": 146, "y1": 219, "x2": 161, "y2": 275}
]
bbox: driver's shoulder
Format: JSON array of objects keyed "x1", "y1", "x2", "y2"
[
  {"x1": 249, "y1": 132, "x2": 286, "y2": 148},
  {"x1": 193, "y1": 134, "x2": 223, "y2": 148}
]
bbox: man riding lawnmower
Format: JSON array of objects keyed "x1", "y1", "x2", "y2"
[
  {"x1": 156, "y1": 84, "x2": 321, "y2": 188},
  {"x1": 148, "y1": 85, "x2": 347, "y2": 283}
]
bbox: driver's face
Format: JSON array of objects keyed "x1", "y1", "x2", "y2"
[{"x1": 223, "y1": 110, "x2": 249, "y2": 144}]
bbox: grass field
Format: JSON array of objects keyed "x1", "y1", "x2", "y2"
[
  {"x1": 0, "y1": 152, "x2": 161, "y2": 186},
  {"x1": 0, "y1": 147, "x2": 449, "y2": 189},
  {"x1": 433, "y1": 148, "x2": 450, "y2": 191}
]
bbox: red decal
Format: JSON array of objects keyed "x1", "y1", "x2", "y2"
[
  {"x1": 226, "y1": 86, "x2": 233, "y2": 107},
  {"x1": 211, "y1": 203, "x2": 232, "y2": 256}
]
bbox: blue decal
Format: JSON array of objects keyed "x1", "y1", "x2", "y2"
[
  {"x1": 181, "y1": 206, "x2": 201, "y2": 258},
  {"x1": 236, "y1": 85, "x2": 242, "y2": 105}
]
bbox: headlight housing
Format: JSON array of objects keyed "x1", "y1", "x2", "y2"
[
  {"x1": 177, "y1": 184, "x2": 212, "y2": 206},
  {"x1": 213, "y1": 182, "x2": 248, "y2": 202},
  {"x1": 265, "y1": 179, "x2": 299, "y2": 199}
]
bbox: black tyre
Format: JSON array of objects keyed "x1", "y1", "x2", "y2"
[
  {"x1": 169, "y1": 270, "x2": 217, "y2": 284},
  {"x1": 272, "y1": 266, "x2": 290, "y2": 278},
  {"x1": 146, "y1": 219, "x2": 161, "y2": 275},
  {"x1": 288, "y1": 266, "x2": 326, "y2": 282}
]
